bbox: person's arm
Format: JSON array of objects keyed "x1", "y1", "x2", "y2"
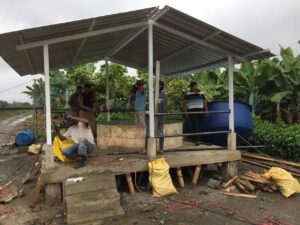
[
  {"x1": 53, "y1": 122, "x2": 67, "y2": 141},
  {"x1": 164, "y1": 94, "x2": 168, "y2": 113},
  {"x1": 183, "y1": 97, "x2": 188, "y2": 112},
  {"x1": 67, "y1": 114, "x2": 89, "y2": 125},
  {"x1": 204, "y1": 101, "x2": 208, "y2": 112}
]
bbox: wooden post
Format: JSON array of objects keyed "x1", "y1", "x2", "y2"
[
  {"x1": 192, "y1": 165, "x2": 202, "y2": 186},
  {"x1": 176, "y1": 167, "x2": 185, "y2": 187},
  {"x1": 126, "y1": 173, "x2": 135, "y2": 193}
]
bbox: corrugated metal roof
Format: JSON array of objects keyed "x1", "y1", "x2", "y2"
[{"x1": 0, "y1": 6, "x2": 274, "y2": 77}]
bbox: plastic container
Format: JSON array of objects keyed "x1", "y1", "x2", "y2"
[
  {"x1": 15, "y1": 130, "x2": 35, "y2": 147},
  {"x1": 184, "y1": 100, "x2": 253, "y2": 146}
]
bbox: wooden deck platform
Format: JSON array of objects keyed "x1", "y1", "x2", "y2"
[{"x1": 41, "y1": 143, "x2": 241, "y2": 184}]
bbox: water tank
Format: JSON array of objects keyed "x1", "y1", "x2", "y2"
[{"x1": 184, "y1": 101, "x2": 253, "y2": 146}]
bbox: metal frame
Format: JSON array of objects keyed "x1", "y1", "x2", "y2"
[
  {"x1": 228, "y1": 55, "x2": 235, "y2": 132},
  {"x1": 72, "y1": 18, "x2": 96, "y2": 64},
  {"x1": 153, "y1": 21, "x2": 246, "y2": 63},
  {"x1": 148, "y1": 20, "x2": 155, "y2": 139},
  {"x1": 18, "y1": 32, "x2": 35, "y2": 74},
  {"x1": 158, "y1": 30, "x2": 222, "y2": 62},
  {"x1": 105, "y1": 58, "x2": 111, "y2": 122},
  {"x1": 43, "y1": 44, "x2": 52, "y2": 145},
  {"x1": 16, "y1": 21, "x2": 148, "y2": 50}
]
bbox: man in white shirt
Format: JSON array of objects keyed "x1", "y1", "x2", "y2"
[{"x1": 54, "y1": 113, "x2": 95, "y2": 169}]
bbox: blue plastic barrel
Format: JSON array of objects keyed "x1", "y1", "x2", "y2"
[
  {"x1": 15, "y1": 130, "x2": 35, "y2": 147},
  {"x1": 184, "y1": 100, "x2": 253, "y2": 146}
]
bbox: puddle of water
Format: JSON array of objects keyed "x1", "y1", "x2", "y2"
[{"x1": 11, "y1": 115, "x2": 32, "y2": 126}]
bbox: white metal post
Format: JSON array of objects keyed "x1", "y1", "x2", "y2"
[
  {"x1": 148, "y1": 21, "x2": 155, "y2": 138},
  {"x1": 43, "y1": 44, "x2": 52, "y2": 145},
  {"x1": 228, "y1": 55, "x2": 235, "y2": 133},
  {"x1": 147, "y1": 20, "x2": 156, "y2": 159},
  {"x1": 105, "y1": 58, "x2": 111, "y2": 122}
]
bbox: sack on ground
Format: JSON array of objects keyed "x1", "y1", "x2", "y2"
[
  {"x1": 262, "y1": 167, "x2": 300, "y2": 198},
  {"x1": 52, "y1": 136, "x2": 78, "y2": 163},
  {"x1": 148, "y1": 157, "x2": 178, "y2": 197}
]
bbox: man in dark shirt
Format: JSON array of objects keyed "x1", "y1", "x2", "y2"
[
  {"x1": 79, "y1": 84, "x2": 96, "y2": 137},
  {"x1": 157, "y1": 81, "x2": 167, "y2": 154},
  {"x1": 183, "y1": 81, "x2": 208, "y2": 145},
  {"x1": 68, "y1": 86, "x2": 83, "y2": 116}
]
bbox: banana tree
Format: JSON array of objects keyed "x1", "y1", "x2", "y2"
[{"x1": 279, "y1": 47, "x2": 300, "y2": 123}]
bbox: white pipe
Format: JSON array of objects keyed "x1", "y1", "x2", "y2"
[
  {"x1": 148, "y1": 21, "x2": 155, "y2": 138},
  {"x1": 228, "y1": 55, "x2": 234, "y2": 132},
  {"x1": 43, "y1": 44, "x2": 52, "y2": 145},
  {"x1": 105, "y1": 58, "x2": 110, "y2": 122}
]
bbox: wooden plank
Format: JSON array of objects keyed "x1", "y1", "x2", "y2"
[
  {"x1": 223, "y1": 192, "x2": 257, "y2": 198},
  {"x1": 192, "y1": 165, "x2": 201, "y2": 186},
  {"x1": 234, "y1": 180, "x2": 248, "y2": 193},
  {"x1": 223, "y1": 176, "x2": 238, "y2": 188},
  {"x1": 176, "y1": 167, "x2": 185, "y2": 188},
  {"x1": 242, "y1": 152, "x2": 300, "y2": 168},
  {"x1": 30, "y1": 175, "x2": 44, "y2": 207},
  {"x1": 64, "y1": 174, "x2": 116, "y2": 196},
  {"x1": 125, "y1": 173, "x2": 135, "y2": 193},
  {"x1": 42, "y1": 150, "x2": 241, "y2": 184},
  {"x1": 236, "y1": 178, "x2": 255, "y2": 192}
]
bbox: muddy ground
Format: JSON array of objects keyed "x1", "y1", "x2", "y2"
[{"x1": 0, "y1": 114, "x2": 300, "y2": 225}]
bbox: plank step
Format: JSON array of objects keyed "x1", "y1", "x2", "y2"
[{"x1": 64, "y1": 173, "x2": 124, "y2": 225}]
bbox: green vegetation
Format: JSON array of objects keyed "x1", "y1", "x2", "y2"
[
  {"x1": 20, "y1": 46, "x2": 300, "y2": 159},
  {"x1": 251, "y1": 117, "x2": 300, "y2": 161}
]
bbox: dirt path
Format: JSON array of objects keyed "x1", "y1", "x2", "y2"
[
  {"x1": 0, "y1": 113, "x2": 32, "y2": 146},
  {"x1": 1, "y1": 114, "x2": 300, "y2": 225}
]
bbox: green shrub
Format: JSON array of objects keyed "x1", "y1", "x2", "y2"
[
  {"x1": 250, "y1": 117, "x2": 300, "y2": 161},
  {"x1": 97, "y1": 112, "x2": 134, "y2": 122}
]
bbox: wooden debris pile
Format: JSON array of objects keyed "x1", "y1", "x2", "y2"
[
  {"x1": 241, "y1": 152, "x2": 300, "y2": 178},
  {"x1": 222, "y1": 171, "x2": 278, "y2": 198}
]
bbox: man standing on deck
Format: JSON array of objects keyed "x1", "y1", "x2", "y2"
[
  {"x1": 157, "y1": 81, "x2": 167, "y2": 154},
  {"x1": 183, "y1": 81, "x2": 208, "y2": 145},
  {"x1": 130, "y1": 79, "x2": 146, "y2": 126}
]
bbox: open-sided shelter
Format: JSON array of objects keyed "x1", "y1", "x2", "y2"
[{"x1": 0, "y1": 5, "x2": 274, "y2": 174}]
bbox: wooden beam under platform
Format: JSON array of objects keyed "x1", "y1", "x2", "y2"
[{"x1": 41, "y1": 150, "x2": 241, "y2": 184}]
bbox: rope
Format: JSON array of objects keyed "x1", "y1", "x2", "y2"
[
  {"x1": 132, "y1": 171, "x2": 293, "y2": 225},
  {"x1": 0, "y1": 79, "x2": 34, "y2": 94}
]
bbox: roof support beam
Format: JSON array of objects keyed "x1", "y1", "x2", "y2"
[
  {"x1": 166, "y1": 48, "x2": 270, "y2": 76},
  {"x1": 103, "y1": 6, "x2": 170, "y2": 59},
  {"x1": 166, "y1": 58, "x2": 226, "y2": 76},
  {"x1": 16, "y1": 21, "x2": 148, "y2": 51},
  {"x1": 158, "y1": 30, "x2": 221, "y2": 62},
  {"x1": 71, "y1": 18, "x2": 96, "y2": 64},
  {"x1": 104, "y1": 27, "x2": 147, "y2": 58},
  {"x1": 153, "y1": 21, "x2": 246, "y2": 62},
  {"x1": 18, "y1": 32, "x2": 35, "y2": 74}
]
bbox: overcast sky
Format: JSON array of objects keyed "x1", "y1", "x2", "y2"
[{"x1": 0, "y1": 0, "x2": 299, "y2": 103}]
